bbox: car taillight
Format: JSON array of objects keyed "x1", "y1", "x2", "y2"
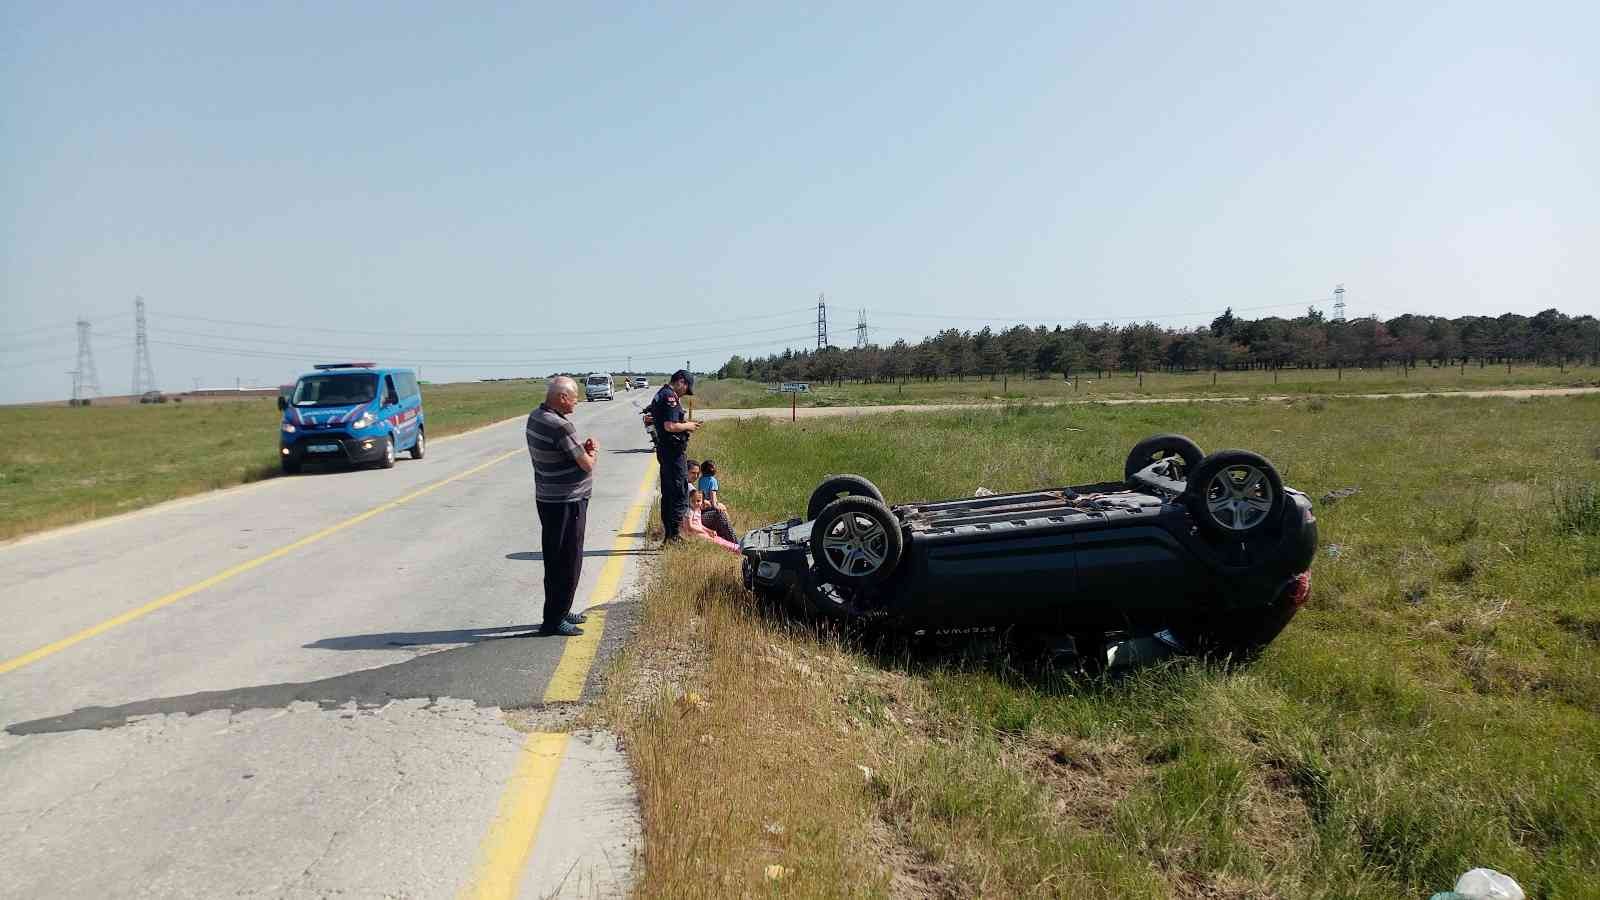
[{"x1": 1287, "y1": 571, "x2": 1312, "y2": 607}]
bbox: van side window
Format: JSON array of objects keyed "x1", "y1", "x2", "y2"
[
  {"x1": 384, "y1": 375, "x2": 400, "y2": 406},
  {"x1": 399, "y1": 373, "x2": 419, "y2": 398}
]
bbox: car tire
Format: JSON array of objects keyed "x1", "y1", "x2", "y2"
[
  {"x1": 1124, "y1": 433, "x2": 1204, "y2": 484},
  {"x1": 1184, "y1": 449, "x2": 1284, "y2": 539},
  {"x1": 280, "y1": 459, "x2": 301, "y2": 475},
  {"x1": 380, "y1": 436, "x2": 396, "y2": 469},
  {"x1": 409, "y1": 428, "x2": 425, "y2": 460},
  {"x1": 809, "y1": 496, "x2": 903, "y2": 587},
  {"x1": 805, "y1": 474, "x2": 887, "y2": 521}
]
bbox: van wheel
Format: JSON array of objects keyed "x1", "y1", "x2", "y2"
[
  {"x1": 380, "y1": 436, "x2": 396, "y2": 469},
  {"x1": 409, "y1": 428, "x2": 425, "y2": 460}
]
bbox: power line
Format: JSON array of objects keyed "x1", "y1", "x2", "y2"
[
  {"x1": 149, "y1": 306, "x2": 814, "y2": 339},
  {"x1": 144, "y1": 332, "x2": 817, "y2": 369},
  {"x1": 142, "y1": 320, "x2": 816, "y2": 358}
]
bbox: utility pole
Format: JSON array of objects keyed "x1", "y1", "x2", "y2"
[
  {"x1": 816, "y1": 294, "x2": 829, "y2": 350},
  {"x1": 131, "y1": 296, "x2": 156, "y2": 396},
  {"x1": 73, "y1": 319, "x2": 101, "y2": 403},
  {"x1": 854, "y1": 309, "x2": 869, "y2": 348}
]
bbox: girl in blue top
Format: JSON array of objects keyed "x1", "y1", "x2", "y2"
[{"x1": 697, "y1": 459, "x2": 739, "y2": 543}]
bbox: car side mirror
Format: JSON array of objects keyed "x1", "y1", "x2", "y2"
[{"x1": 277, "y1": 396, "x2": 287, "y2": 411}]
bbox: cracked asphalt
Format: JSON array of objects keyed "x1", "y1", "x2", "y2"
[{"x1": 0, "y1": 393, "x2": 657, "y2": 898}]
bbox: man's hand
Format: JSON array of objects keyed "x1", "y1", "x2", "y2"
[{"x1": 583, "y1": 437, "x2": 598, "y2": 453}]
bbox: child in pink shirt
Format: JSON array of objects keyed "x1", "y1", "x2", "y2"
[{"x1": 681, "y1": 489, "x2": 739, "y2": 553}]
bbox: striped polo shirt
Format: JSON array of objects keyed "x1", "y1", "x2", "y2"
[{"x1": 525, "y1": 403, "x2": 592, "y2": 502}]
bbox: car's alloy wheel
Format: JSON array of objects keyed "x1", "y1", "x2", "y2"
[
  {"x1": 410, "y1": 428, "x2": 425, "y2": 460},
  {"x1": 1185, "y1": 449, "x2": 1283, "y2": 538},
  {"x1": 380, "y1": 436, "x2": 396, "y2": 469},
  {"x1": 810, "y1": 496, "x2": 902, "y2": 586}
]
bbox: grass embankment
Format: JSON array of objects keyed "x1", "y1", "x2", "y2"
[
  {"x1": 602, "y1": 396, "x2": 1600, "y2": 898},
  {"x1": 693, "y1": 365, "x2": 1599, "y2": 410},
  {"x1": 0, "y1": 379, "x2": 548, "y2": 540}
]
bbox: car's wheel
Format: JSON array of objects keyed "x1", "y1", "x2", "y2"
[
  {"x1": 809, "y1": 496, "x2": 903, "y2": 587},
  {"x1": 280, "y1": 459, "x2": 301, "y2": 475},
  {"x1": 806, "y1": 474, "x2": 887, "y2": 521},
  {"x1": 380, "y1": 436, "x2": 396, "y2": 469},
  {"x1": 1185, "y1": 450, "x2": 1284, "y2": 538},
  {"x1": 1124, "y1": 433, "x2": 1204, "y2": 484},
  {"x1": 409, "y1": 428, "x2": 425, "y2": 460}
]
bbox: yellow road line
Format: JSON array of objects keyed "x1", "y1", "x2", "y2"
[
  {"x1": 543, "y1": 463, "x2": 658, "y2": 703},
  {"x1": 459, "y1": 731, "x2": 571, "y2": 900},
  {"x1": 458, "y1": 462, "x2": 657, "y2": 900},
  {"x1": 0, "y1": 448, "x2": 524, "y2": 677}
]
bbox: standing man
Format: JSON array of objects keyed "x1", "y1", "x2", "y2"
[
  {"x1": 526, "y1": 376, "x2": 599, "y2": 636},
  {"x1": 650, "y1": 369, "x2": 701, "y2": 541}
]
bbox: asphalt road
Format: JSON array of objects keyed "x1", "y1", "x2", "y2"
[{"x1": 0, "y1": 391, "x2": 660, "y2": 899}]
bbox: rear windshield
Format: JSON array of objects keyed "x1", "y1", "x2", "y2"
[{"x1": 293, "y1": 374, "x2": 377, "y2": 407}]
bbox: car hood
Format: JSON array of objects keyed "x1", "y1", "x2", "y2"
[{"x1": 286, "y1": 404, "x2": 370, "y2": 427}]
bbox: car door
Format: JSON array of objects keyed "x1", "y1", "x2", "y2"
[{"x1": 381, "y1": 375, "x2": 406, "y2": 446}]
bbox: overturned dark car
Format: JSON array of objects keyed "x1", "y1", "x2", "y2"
[{"x1": 740, "y1": 435, "x2": 1315, "y2": 662}]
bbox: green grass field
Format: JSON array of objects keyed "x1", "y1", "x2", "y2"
[
  {"x1": 692, "y1": 364, "x2": 1599, "y2": 410},
  {"x1": 609, "y1": 395, "x2": 1600, "y2": 898},
  {"x1": 0, "y1": 379, "x2": 550, "y2": 541}
]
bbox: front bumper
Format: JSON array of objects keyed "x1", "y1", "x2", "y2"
[{"x1": 281, "y1": 431, "x2": 389, "y2": 464}]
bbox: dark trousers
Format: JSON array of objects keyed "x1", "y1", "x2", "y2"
[
  {"x1": 536, "y1": 497, "x2": 588, "y2": 628},
  {"x1": 703, "y1": 507, "x2": 738, "y2": 544},
  {"x1": 658, "y1": 451, "x2": 688, "y2": 539}
]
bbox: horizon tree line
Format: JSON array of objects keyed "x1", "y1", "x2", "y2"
[{"x1": 717, "y1": 307, "x2": 1600, "y2": 384}]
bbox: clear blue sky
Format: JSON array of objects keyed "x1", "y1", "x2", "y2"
[{"x1": 3, "y1": 1, "x2": 1596, "y2": 402}]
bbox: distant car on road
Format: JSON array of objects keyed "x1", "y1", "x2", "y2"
[
  {"x1": 585, "y1": 373, "x2": 615, "y2": 401},
  {"x1": 629, "y1": 376, "x2": 648, "y2": 390},
  {"x1": 278, "y1": 363, "x2": 425, "y2": 474},
  {"x1": 139, "y1": 391, "x2": 166, "y2": 404},
  {"x1": 741, "y1": 435, "x2": 1316, "y2": 663}
]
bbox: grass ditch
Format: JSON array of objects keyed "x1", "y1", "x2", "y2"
[
  {"x1": 0, "y1": 379, "x2": 549, "y2": 540},
  {"x1": 600, "y1": 395, "x2": 1600, "y2": 897}
]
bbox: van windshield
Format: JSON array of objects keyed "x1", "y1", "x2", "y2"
[
  {"x1": 587, "y1": 376, "x2": 609, "y2": 385},
  {"x1": 293, "y1": 374, "x2": 377, "y2": 407}
]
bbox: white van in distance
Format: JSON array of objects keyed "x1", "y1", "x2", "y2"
[{"x1": 585, "y1": 373, "x2": 614, "y2": 401}]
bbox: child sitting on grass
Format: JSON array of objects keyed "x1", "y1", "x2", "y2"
[
  {"x1": 696, "y1": 459, "x2": 739, "y2": 544},
  {"x1": 681, "y1": 489, "x2": 739, "y2": 553}
]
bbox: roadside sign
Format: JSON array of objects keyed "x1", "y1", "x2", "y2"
[{"x1": 779, "y1": 382, "x2": 810, "y2": 393}]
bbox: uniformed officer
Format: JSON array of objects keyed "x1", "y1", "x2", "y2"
[{"x1": 650, "y1": 369, "x2": 701, "y2": 541}]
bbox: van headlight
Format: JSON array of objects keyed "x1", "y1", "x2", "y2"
[
  {"x1": 351, "y1": 412, "x2": 376, "y2": 430},
  {"x1": 281, "y1": 423, "x2": 296, "y2": 433}
]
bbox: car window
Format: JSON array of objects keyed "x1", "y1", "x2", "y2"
[
  {"x1": 293, "y1": 374, "x2": 377, "y2": 407},
  {"x1": 384, "y1": 375, "x2": 399, "y2": 406}
]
